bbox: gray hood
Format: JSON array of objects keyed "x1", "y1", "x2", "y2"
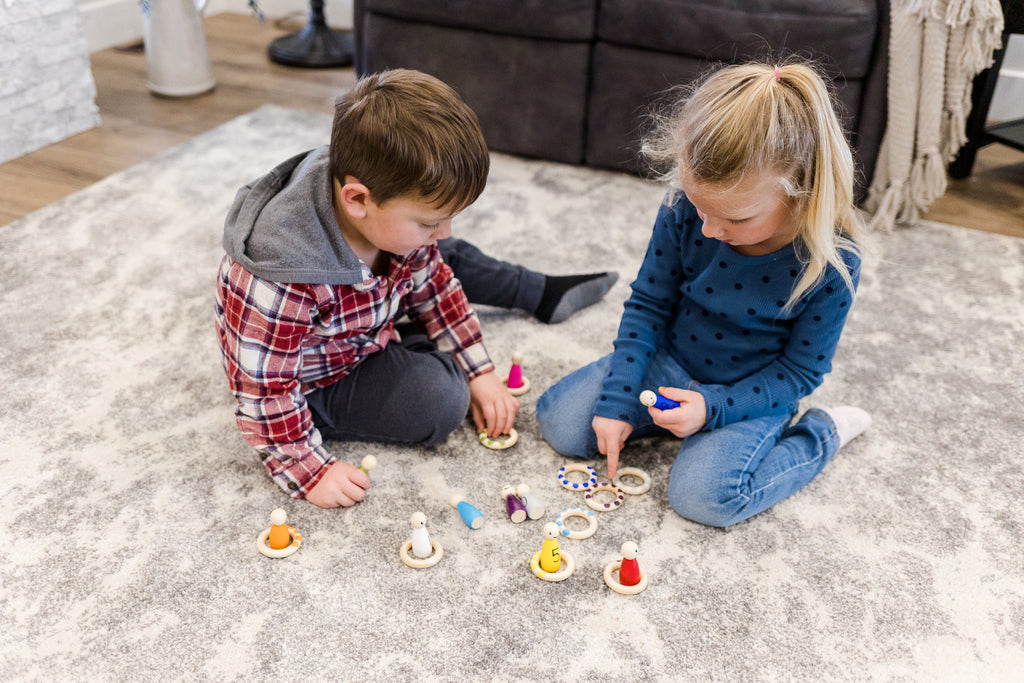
[{"x1": 222, "y1": 145, "x2": 364, "y2": 285}]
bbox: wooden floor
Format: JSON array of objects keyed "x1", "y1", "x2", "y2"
[{"x1": 1, "y1": 12, "x2": 1022, "y2": 238}]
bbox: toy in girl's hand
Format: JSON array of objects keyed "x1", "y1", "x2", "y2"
[
  {"x1": 503, "y1": 351, "x2": 531, "y2": 396},
  {"x1": 515, "y1": 483, "x2": 545, "y2": 520},
  {"x1": 400, "y1": 511, "x2": 444, "y2": 568},
  {"x1": 449, "y1": 494, "x2": 485, "y2": 529},
  {"x1": 604, "y1": 540, "x2": 648, "y2": 594},
  {"x1": 530, "y1": 522, "x2": 575, "y2": 582},
  {"x1": 256, "y1": 508, "x2": 302, "y2": 558},
  {"x1": 357, "y1": 454, "x2": 377, "y2": 474},
  {"x1": 501, "y1": 484, "x2": 528, "y2": 523},
  {"x1": 640, "y1": 389, "x2": 680, "y2": 411}
]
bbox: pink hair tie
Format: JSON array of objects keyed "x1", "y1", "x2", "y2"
[{"x1": 773, "y1": 67, "x2": 781, "y2": 81}]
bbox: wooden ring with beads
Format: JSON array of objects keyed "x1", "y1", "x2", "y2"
[
  {"x1": 256, "y1": 526, "x2": 301, "y2": 558},
  {"x1": 554, "y1": 507, "x2": 598, "y2": 540},
  {"x1": 612, "y1": 467, "x2": 652, "y2": 495},
  {"x1": 479, "y1": 428, "x2": 518, "y2": 450},
  {"x1": 503, "y1": 375, "x2": 531, "y2": 396},
  {"x1": 584, "y1": 482, "x2": 625, "y2": 512},
  {"x1": 399, "y1": 539, "x2": 444, "y2": 569},
  {"x1": 604, "y1": 560, "x2": 649, "y2": 594},
  {"x1": 530, "y1": 549, "x2": 575, "y2": 582},
  {"x1": 557, "y1": 463, "x2": 597, "y2": 491}
]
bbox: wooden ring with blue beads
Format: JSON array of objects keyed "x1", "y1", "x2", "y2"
[
  {"x1": 557, "y1": 463, "x2": 597, "y2": 491},
  {"x1": 554, "y1": 506, "x2": 598, "y2": 539},
  {"x1": 530, "y1": 549, "x2": 575, "y2": 582},
  {"x1": 584, "y1": 482, "x2": 626, "y2": 512}
]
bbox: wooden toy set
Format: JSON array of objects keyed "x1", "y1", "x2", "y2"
[{"x1": 254, "y1": 354, "x2": 656, "y2": 594}]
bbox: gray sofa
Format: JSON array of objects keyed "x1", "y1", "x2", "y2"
[{"x1": 353, "y1": 0, "x2": 888, "y2": 194}]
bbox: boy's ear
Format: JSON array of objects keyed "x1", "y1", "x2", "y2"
[{"x1": 334, "y1": 175, "x2": 374, "y2": 219}]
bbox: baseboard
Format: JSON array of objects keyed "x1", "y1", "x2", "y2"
[{"x1": 78, "y1": 0, "x2": 353, "y2": 54}]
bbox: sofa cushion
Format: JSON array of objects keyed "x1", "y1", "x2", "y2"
[
  {"x1": 598, "y1": 0, "x2": 879, "y2": 78},
  {"x1": 363, "y1": 0, "x2": 597, "y2": 41}
]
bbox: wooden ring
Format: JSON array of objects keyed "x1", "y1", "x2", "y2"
[
  {"x1": 530, "y1": 550, "x2": 575, "y2": 582},
  {"x1": 504, "y1": 375, "x2": 531, "y2": 396},
  {"x1": 612, "y1": 467, "x2": 652, "y2": 495},
  {"x1": 584, "y1": 482, "x2": 625, "y2": 511},
  {"x1": 554, "y1": 507, "x2": 598, "y2": 540},
  {"x1": 400, "y1": 539, "x2": 444, "y2": 569},
  {"x1": 604, "y1": 560, "x2": 649, "y2": 594},
  {"x1": 256, "y1": 526, "x2": 301, "y2": 558},
  {"x1": 479, "y1": 428, "x2": 518, "y2": 450},
  {"x1": 557, "y1": 463, "x2": 597, "y2": 491}
]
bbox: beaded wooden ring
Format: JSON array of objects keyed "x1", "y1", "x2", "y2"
[
  {"x1": 554, "y1": 507, "x2": 598, "y2": 540},
  {"x1": 557, "y1": 463, "x2": 597, "y2": 491},
  {"x1": 479, "y1": 428, "x2": 518, "y2": 450},
  {"x1": 530, "y1": 549, "x2": 575, "y2": 582},
  {"x1": 612, "y1": 467, "x2": 652, "y2": 495},
  {"x1": 604, "y1": 560, "x2": 649, "y2": 594},
  {"x1": 584, "y1": 482, "x2": 625, "y2": 512},
  {"x1": 256, "y1": 526, "x2": 301, "y2": 559},
  {"x1": 399, "y1": 539, "x2": 444, "y2": 569}
]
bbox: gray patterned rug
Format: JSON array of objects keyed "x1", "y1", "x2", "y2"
[{"x1": 2, "y1": 105, "x2": 1022, "y2": 681}]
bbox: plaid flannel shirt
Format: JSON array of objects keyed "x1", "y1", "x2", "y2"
[{"x1": 215, "y1": 245, "x2": 493, "y2": 497}]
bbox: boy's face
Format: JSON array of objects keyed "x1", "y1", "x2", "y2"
[
  {"x1": 361, "y1": 195, "x2": 458, "y2": 256},
  {"x1": 335, "y1": 176, "x2": 461, "y2": 258}
]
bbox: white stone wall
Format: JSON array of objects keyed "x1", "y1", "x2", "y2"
[{"x1": 0, "y1": 0, "x2": 100, "y2": 164}]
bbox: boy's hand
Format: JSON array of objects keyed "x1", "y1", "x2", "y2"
[
  {"x1": 306, "y1": 461, "x2": 371, "y2": 508},
  {"x1": 469, "y1": 371, "x2": 519, "y2": 438},
  {"x1": 648, "y1": 386, "x2": 706, "y2": 438},
  {"x1": 593, "y1": 416, "x2": 634, "y2": 480}
]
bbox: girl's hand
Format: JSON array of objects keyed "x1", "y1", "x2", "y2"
[
  {"x1": 592, "y1": 416, "x2": 634, "y2": 480},
  {"x1": 469, "y1": 371, "x2": 520, "y2": 437},
  {"x1": 647, "y1": 386, "x2": 706, "y2": 438}
]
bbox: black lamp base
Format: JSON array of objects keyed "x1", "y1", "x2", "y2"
[{"x1": 268, "y1": 21, "x2": 353, "y2": 68}]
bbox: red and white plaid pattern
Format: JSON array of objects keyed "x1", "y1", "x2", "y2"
[{"x1": 215, "y1": 245, "x2": 492, "y2": 497}]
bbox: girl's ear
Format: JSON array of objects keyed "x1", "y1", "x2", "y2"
[{"x1": 334, "y1": 175, "x2": 374, "y2": 219}]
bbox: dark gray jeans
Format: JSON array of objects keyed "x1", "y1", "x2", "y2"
[{"x1": 306, "y1": 238, "x2": 538, "y2": 446}]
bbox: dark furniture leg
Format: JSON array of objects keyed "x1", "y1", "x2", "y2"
[{"x1": 268, "y1": 0, "x2": 353, "y2": 68}]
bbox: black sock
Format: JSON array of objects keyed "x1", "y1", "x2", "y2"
[{"x1": 535, "y1": 272, "x2": 618, "y2": 324}]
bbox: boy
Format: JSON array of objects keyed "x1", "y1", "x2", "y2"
[{"x1": 215, "y1": 69, "x2": 615, "y2": 508}]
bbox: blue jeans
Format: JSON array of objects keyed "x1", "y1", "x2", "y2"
[{"x1": 536, "y1": 351, "x2": 841, "y2": 527}]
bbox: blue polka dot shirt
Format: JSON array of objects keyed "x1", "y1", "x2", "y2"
[{"x1": 596, "y1": 192, "x2": 861, "y2": 431}]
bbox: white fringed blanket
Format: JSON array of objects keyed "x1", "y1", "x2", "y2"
[{"x1": 866, "y1": 0, "x2": 1004, "y2": 229}]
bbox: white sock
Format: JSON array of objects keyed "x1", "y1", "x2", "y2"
[{"x1": 821, "y1": 406, "x2": 872, "y2": 449}]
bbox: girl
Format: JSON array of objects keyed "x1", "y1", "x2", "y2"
[{"x1": 536, "y1": 61, "x2": 872, "y2": 528}]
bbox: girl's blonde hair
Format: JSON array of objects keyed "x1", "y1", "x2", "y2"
[{"x1": 643, "y1": 60, "x2": 866, "y2": 309}]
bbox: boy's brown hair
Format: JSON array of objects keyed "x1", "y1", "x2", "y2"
[{"x1": 329, "y1": 69, "x2": 490, "y2": 211}]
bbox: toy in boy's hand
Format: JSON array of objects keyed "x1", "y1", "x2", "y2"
[
  {"x1": 503, "y1": 351, "x2": 531, "y2": 396},
  {"x1": 256, "y1": 508, "x2": 302, "y2": 558},
  {"x1": 640, "y1": 389, "x2": 680, "y2": 411},
  {"x1": 530, "y1": 522, "x2": 575, "y2": 582},
  {"x1": 400, "y1": 511, "x2": 444, "y2": 568},
  {"x1": 449, "y1": 494, "x2": 485, "y2": 529},
  {"x1": 502, "y1": 484, "x2": 528, "y2": 523},
  {"x1": 357, "y1": 454, "x2": 377, "y2": 474},
  {"x1": 479, "y1": 428, "x2": 518, "y2": 450},
  {"x1": 515, "y1": 483, "x2": 545, "y2": 520},
  {"x1": 604, "y1": 541, "x2": 648, "y2": 594}
]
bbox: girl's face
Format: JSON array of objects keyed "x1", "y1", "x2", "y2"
[{"x1": 680, "y1": 171, "x2": 800, "y2": 256}]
